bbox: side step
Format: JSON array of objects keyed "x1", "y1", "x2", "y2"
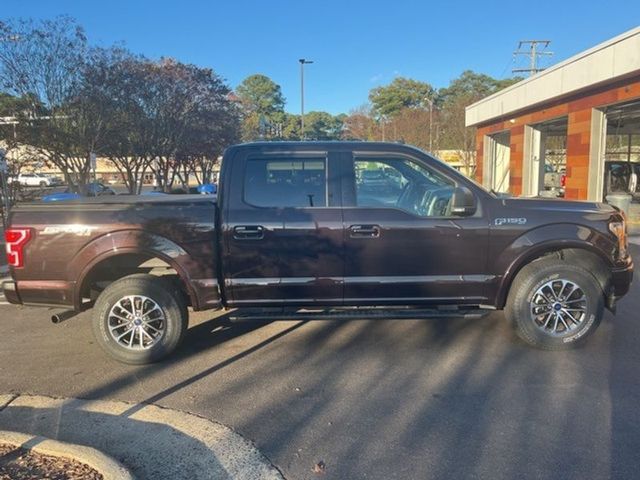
[{"x1": 228, "y1": 306, "x2": 492, "y2": 322}]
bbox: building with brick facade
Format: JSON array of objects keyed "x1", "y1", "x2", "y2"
[{"x1": 465, "y1": 27, "x2": 640, "y2": 202}]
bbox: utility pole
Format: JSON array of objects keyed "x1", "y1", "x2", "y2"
[
  {"x1": 299, "y1": 58, "x2": 313, "y2": 139},
  {"x1": 512, "y1": 40, "x2": 553, "y2": 76}
]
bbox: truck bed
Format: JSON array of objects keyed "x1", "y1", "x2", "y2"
[{"x1": 6, "y1": 194, "x2": 219, "y2": 310}]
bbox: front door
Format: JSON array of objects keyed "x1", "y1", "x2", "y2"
[
  {"x1": 222, "y1": 149, "x2": 343, "y2": 307},
  {"x1": 341, "y1": 150, "x2": 490, "y2": 305}
]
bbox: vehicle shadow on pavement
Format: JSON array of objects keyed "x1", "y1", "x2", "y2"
[
  {"x1": 120, "y1": 316, "x2": 309, "y2": 417},
  {"x1": 77, "y1": 310, "x2": 525, "y2": 478},
  {"x1": 7, "y1": 284, "x2": 636, "y2": 480},
  {"x1": 76, "y1": 311, "x2": 305, "y2": 403},
  {"x1": 75, "y1": 309, "x2": 479, "y2": 413},
  {"x1": 259, "y1": 314, "x2": 625, "y2": 479}
]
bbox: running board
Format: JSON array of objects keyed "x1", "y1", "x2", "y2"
[{"x1": 228, "y1": 306, "x2": 491, "y2": 322}]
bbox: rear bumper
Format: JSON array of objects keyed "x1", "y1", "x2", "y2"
[
  {"x1": 2, "y1": 280, "x2": 21, "y2": 305},
  {"x1": 2, "y1": 280, "x2": 76, "y2": 308}
]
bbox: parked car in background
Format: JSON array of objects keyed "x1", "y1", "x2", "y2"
[
  {"x1": 41, "y1": 182, "x2": 116, "y2": 202},
  {"x1": 196, "y1": 183, "x2": 217, "y2": 195},
  {"x1": 11, "y1": 173, "x2": 63, "y2": 187},
  {"x1": 604, "y1": 160, "x2": 640, "y2": 200},
  {"x1": 85, "y1": 182, "x2": 117, "y2": 196}
]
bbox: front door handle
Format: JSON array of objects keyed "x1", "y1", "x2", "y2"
[
  {"x1": 349, "y1": 224, "x2": 381, "y2": 238},
  {"x1": 233, "y1": 225, "x2": 264, "y2": 240}
]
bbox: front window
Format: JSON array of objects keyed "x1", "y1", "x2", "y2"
[{"x1": 354, "y1": 157, "x2": 455, "y2": 217}]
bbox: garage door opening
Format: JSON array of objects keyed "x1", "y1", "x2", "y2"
[
  {"x1": 602, "y1": 99, "x2": 640, "y2": 230},
  {"x1": 604, "y1": 100, "x2": 640, "y2": 200},
  {"x1": 524, "y1": 117, "x2": 568, "y2": 197},
  {"x1": 484, "y1": 131, "x2": 511, "y2": 193}
]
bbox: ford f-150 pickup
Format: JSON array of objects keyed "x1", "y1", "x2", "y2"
[{"x1": 2, "y1": 142, "x2": 634, "y2": 363}]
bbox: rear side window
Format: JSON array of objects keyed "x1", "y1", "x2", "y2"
[{"x1": 244, "y1": 157, "x2": 327, "y2": 208}]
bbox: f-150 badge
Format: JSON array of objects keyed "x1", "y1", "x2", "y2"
[{"x1": 494, "y1": 217, "x2": 527, "y2": 226}]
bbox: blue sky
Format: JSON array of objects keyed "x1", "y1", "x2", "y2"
[{"x1": 4, "y1": 1, "x2": 640, "y2": 114}]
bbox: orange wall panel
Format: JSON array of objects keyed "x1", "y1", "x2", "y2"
[{"x1": 475, "y1": 74, "x2": 640, "y2": 200}]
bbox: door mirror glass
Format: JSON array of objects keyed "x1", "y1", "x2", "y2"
[{"x1": 451, "y1": 186, "x2": 477, "y2": 216}]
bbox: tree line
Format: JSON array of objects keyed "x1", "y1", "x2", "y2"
[
  {"x1": 0, "y1": 15, "x2": 521, "y2": 197},
  {"x1": 0, "y1": 16, "x2": 240, "y2": 194},
  {"x1": 236, "y1": 73, "x2": 521, "y2": 174}
]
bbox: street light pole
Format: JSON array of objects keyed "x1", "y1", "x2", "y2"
[
  {"x1": 299, "y1": 58, "x2": 313, "y2": 139},
  {"x1": 424, "y1": 97, "x2": 434, "y2": 153}
]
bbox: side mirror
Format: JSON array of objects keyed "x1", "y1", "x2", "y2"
[{"x1": 451, "y1": 186, "x2": 477, "y2": 216}]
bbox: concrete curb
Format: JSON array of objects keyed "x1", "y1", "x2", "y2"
[
  {"x1": 0, "y1": 430, "x2": 134, "y2": 480},
  {"x1": 0, "y1": 394, "x2": 285, "y2": 480}
]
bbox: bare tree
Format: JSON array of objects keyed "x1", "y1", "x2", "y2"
[
  {"x1": 139, "y1": 59, "x2": 239, "y2": 192},
  {"x1": 0, "y1": 17, "x2": 104, "y2": 190},
  {"x1": 438, "y1": 95, "x2": 477, "y2": 175},
  {"x1": 82, "y1": 50, "x2": 155, "y2": 193},
  {"x1": 342, "y1": 105, "x2": 381, "y2": 141}
]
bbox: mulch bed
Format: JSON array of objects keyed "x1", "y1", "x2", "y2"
[{"x1": 0, "y1": 443, "x2": 103, "y2": 480}]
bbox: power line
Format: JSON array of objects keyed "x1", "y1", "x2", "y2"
[
  {"x1": 499, "y1": 53, "x2": 516, "y2": 79},
  {"x1": 512, "y1": 40, "x2": 553, "y2": 76}
]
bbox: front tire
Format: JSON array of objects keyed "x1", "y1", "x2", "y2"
[
  {"x1": 505, "y1": 258, "x2": 604, "y2": 350},
  {"x1": 92, "y1": 274, "x2": 188, "y2": 364}
]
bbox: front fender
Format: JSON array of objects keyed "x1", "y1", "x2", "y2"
[{"x1": 493, "y1": 223, "x2": 616, "y2": 308}]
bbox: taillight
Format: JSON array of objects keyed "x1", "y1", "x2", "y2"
[
  {"x1": 5, "y1": 228, "x2": 32, "y2": 268},
  {"x1": 561, "y1": 174, "x2": 567, "y2": 188}
]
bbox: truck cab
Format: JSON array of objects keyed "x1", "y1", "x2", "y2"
[{"x1": 220, "y1": 142, "x2": 491, "y2": 307}]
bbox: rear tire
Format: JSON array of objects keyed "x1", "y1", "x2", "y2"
[
  {"x1": 92, "y1": 274, "x2": 188, "y2": 364},
  {"x1": 505, "y1": 258, "x2": 604, "y2": 350}
]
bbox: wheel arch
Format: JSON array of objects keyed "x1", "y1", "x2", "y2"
[
  {"x1": 497, "y1": 242, "x2": 612, "y2": 309},
  {"x1": 71, "y1": 230, "x2": 200, "y2": 310}
]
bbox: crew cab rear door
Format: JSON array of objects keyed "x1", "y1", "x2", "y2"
[
  {"x1": 340, "y1": 148, "x2": 490, "y2": 305},
  {"x1": 221, "y1": 147, "x2": 344, "y2": 307}
]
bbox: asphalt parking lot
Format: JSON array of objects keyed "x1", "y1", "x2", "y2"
[{"x1": 0, "y1": 244, "x2": 638, "y2": 480}]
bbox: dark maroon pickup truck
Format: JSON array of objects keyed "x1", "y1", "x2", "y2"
[{"x1": 3, "y1": 142, "x2": 634, "y2": 363}]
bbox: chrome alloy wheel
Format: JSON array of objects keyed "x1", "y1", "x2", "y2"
[
  {"x1": 530, "y1": 279, "x2": 588, "y2": 336},
  {"x1": 107, "y1": 295, "x2": 166, "y2": 350}
]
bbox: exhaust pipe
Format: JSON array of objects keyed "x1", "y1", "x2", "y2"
[{"x1": 51, "y1": 310, "x2": 78, "y2": 324}]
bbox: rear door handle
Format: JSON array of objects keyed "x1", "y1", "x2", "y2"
[
  {"x1": 233, "y1": 225, "x2": 264, "y2": 240},
  {"x1": 349, "y1": 224, "x2": 381, "y2": 238}
]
